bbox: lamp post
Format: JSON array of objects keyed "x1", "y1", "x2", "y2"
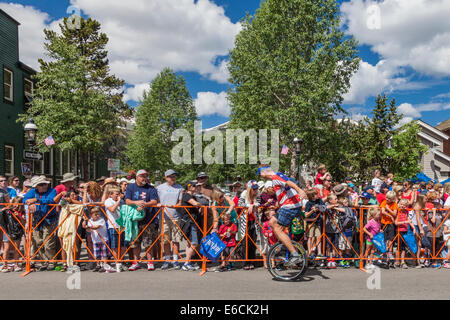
[
  {"x1": 24, "y1": 118, "x2": 38, "y2": 151},
  {"x1": 293, "y1": 137, "x2": 303, "y2": 184}
]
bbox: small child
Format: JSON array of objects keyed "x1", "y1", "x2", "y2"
[
  {"x1": 443, "y1": 214, "x2": 450, "y2": 269},
  {"x1": 425, "y1": 196, "x2": 444, "y2": 268},
  {"x1": 325, "y1": 194, "x2": 345, "y2": 269},
  {"x1": 217, "y1": 213, "x2": 237, "y2": 272},
  {"x1": 395, "y1": 199, "x2": 416, "y2": 269},
  {"x1": 262, "y1": 211, "x2": 278, "y2": 269},
  {"x1": 104, "y1": 187, "x2": 124, "y2": 272},
  {"x1": 304, "y1": 189, "x2": 326, "y2": 259},
  {"x1": 0, "y1": 197, "x2": 25, "y2": 273},
  {"x1": 314, "y1": 164, "x2": 331, "y2": 189},
  {"x1": 85, "y1": 207, "x2": 114, "y2": 273},
  {"x1": 337, "y1": 197, "x2": 356, "y2": 268},
  {"x1": 363, "y1": 208, "x2": 381, "y2": 269}
]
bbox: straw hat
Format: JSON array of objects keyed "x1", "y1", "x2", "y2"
[
  {"x1": 32, "y1": 176, "x2": 51, "y2": 188},
  {"x1": 61, "y1": 173, "x2": 78, "y2": 184}
]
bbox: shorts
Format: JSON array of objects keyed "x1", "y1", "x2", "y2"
[
  {"x1": 326, "y1": 233, "x2": 339, "y2": 250},
  {"x1": 108, "y1": 227, "x2": 125, "y2": 249},
  {"x1": 307, "y1": 223, "x2": 321, "y2": 238},
  {"x1": 276, "y1": 207, "x2": 301, "y2": 227},
  {"x1": 339, "y1": 234, "x2": 352, "y2": 251},
  {"x1": 93, "y1": 242, "x2": 108, "y2": 259},
  {"x1": 131, "y1": 223, "x2": 158, "y2": 249},
  {"x1": 189, "y1": 223, "x2": 199, "y2": 246},
  {"x1": 382, "y1": 223, "x2": 395, "y2": 242},
  {"x1": 160, "y1": 218, "x2": 183, "y2": 243},
  {"x1": 2, "y1": 233, "x2": 10, "y2": 243}
]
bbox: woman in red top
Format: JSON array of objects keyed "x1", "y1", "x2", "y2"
[{"x1": 401, "y1": 181, "x2": 415, "y2": 209}]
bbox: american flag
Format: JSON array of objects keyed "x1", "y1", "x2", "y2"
[
  {"x1": 44, "y1": 136, "x2": 55, "y2": 146},
  {"x1": 281, "y1": 145, "x2": 289, "y2": 155}
]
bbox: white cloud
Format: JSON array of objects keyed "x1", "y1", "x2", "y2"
[
  {"x1": 341, "y1": 0, "x2": 450, "y2": 77},
  {"x1": 123, "y1": 83, "x2": 150, "y2": 102},
  {"x1": 194, "y1": 91, "x2": 230, "y2": 117},
  {"x1": 398, "y1": 103, "x2": 421, "y2": 118},
  {"x1": 396, "y1": 101, "x2": 450, "y2": 127},
  {"x1": 71, "y1": 0, "x2": 241, "y2": 87},
  {"x1": 343, "y1": 60, "x2": 407, "y2": 104}
]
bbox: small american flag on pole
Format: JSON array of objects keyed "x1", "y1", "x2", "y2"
[
  {"x1": 281, "y1": 145, "x2": 289, "y2": 155},
  {"x1": 44, "y1": 136, "x2": 55, "y2": 147}
]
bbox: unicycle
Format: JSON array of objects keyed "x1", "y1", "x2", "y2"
[{"x1": 267, "y1": 241, "x2": 308, "y2": 281}]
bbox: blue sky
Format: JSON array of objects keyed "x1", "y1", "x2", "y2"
[{"x1": 1, "y1": 0, "x2": 449, "y2": 128}]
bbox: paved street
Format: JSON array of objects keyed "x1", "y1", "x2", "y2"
[{"x1": 1, "y1": 266, "x2": 449, "y2": 300}]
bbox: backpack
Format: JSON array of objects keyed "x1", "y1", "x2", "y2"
[
  {"x1": 341, "y1": 207, "x2": 356, "y2": 231},
  {"x1": 291, "y1": 216, "x2": 305, "y2": 235}
]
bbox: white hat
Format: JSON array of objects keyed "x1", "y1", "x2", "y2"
[
  {"x1": 264, "y1": 181, "x2": 273, "y2": 189},
  {"x1": 32, "y1": 176, "x2": 51, "y2": 188},
  {"x1": 257, "y1": 181, "x2": 265, "y2": 190}
]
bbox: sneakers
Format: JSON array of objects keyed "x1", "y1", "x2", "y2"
[
  {"x1": 327, "y1": 261, "x2": 337, "y2": 269},
  {"x1": 116, "y1": 263, "x2": 123, "y2": 273},
  {"x1": 443, "y1": 263, "x2": 450, "y2": 269},
  {"x1": 14, "y1": 264, "x2": 23, "y2": 272},
  {"x1": 284, "y1": 255, "x2": 302, "y2": 267},
  {"x1": 161, "y1": 261, "x2": 171, "y2": 270},
  {"x1": 338, "y1": 261, "x2": 346, "y2": 268},
  {"x1": 1, "y1": 265, "x2": 11, "y2": 273},
  {"x1": 93, "y1": 264, "x2": 102, "y2": 272},
  {"x1": 173, "y1": 261, "x2": 181, "y2": 270},
  {"x1": 128, "y1": 263, "x2": 141, "y2": 271},
  {"x1": 182, "y1": 263, "x2": 195, "y2": 271},
  {"x1": 344, "y1": 260, "x2": 351, "y2": 268},
  {"x1": 192, "y1": 263, "x2": 201, "y2": 271},
  {"x1": 365, "y1": 263, "x2": 375, "y2": 269},
  {"x1": 147, "y1": 263, "x2": 155, "y2": 271},
  {"x1": 431, "y1": 263, "x2": 442, "y2": 269},
  {"x1": 401, "y1": 263, "x2": 408, "y2": 269},
  {"x1": 104, "y1": 264, "x2": 116, "y2": 273}
]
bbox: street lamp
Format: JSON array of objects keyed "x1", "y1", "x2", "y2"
[
  {"x1": 293, "y1": 137, "x2": 303, "y2": 184},
  {"x1": 24, "y1": 118, "x2": 38, "y2": 151}
]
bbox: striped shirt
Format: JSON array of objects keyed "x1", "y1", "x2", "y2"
[{"x1": 272, "y1": 173, "x2": 302, "y2": 209}]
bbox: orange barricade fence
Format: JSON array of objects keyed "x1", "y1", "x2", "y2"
[{"x1": 0, "y1": 204, "x2": 449, "y2": 276}]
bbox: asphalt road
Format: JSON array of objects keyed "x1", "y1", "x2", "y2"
[{"x1": 1, "y1": 266, "x2": 449, "y2": 300}]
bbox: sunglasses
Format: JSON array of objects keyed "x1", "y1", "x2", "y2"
[{"x1": 0, "y1": 180, "x2": 6, "y2": 182}]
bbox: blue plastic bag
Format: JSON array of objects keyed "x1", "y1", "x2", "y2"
[
  {"x1": 199, "y1": 232, "x2": 226, "y2": 262},
  {"x1": 372, "y1": 232, "x2": 387, "y2": 253},
  {"x1": 402, "y1": 229, "x2": 418, "y2": 254}
]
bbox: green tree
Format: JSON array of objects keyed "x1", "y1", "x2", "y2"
[
  {"x1": 126, "y1": 68, "x2": 198, "y2": 177},
  {"x1": 18, "y1": 17, "x2": 129, "y2": 178},
  {"x1": 343, "y1": 94, "x2": 427, "y2": 182},
  {"x1": 228, "y1": 0, "x2": 360, "y2": 176}
]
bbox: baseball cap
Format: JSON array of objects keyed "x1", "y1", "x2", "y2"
[
  {"x1": 196, "y1": 172, "x2": 209, "y2": 179},
  {"x1": 364, "y1": 185, "x2": 375, "y2": 192},
  {"x1": 247, "y1": 180, "x2": 259, "y2": 190},
  {"x1": 136, "y1": 170, "x2": 148, "y2": 177},
  {"x1": 257, "y1": 181, "x2": 265, "y2": 190},
  {"x1": 165, "y1": 169, "x2": 177, "y2": 177},
  {"x1": 185, "y1": 180, "x2": 198, "y2": 189},
  {"x1": 361, "y1": 192, "x2": 371, "y2": 199}
]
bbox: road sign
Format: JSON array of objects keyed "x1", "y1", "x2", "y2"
[
  {"x1": 23, "y1": 150, "x2": 44, "y2": 161},
  {"x1": 107, "y1": 158, "x2": 120, "y2": 171}
]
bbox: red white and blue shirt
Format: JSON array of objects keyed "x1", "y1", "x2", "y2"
[{"x1": 271, "y1": 173, "x2": 302, "y2": 210}]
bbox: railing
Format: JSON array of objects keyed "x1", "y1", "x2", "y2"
[{"x1": 0, "y1": 203, "x2": 448, "y2": 276}]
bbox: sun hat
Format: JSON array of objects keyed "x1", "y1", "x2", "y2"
[
  {"x1": 61, "y1": 173, "x2": 78, "y2": 184},
  {"x1": 32, "y1": 176, "x2": 51, "y2": 188},
  {"x1": 333, "y1": 183, "x2": 348, "y2": 196},
  {"x1": 23, "y1": 179, "x2": 33, "y2": 188}
]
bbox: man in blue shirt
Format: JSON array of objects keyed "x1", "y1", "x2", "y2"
[
  {"x1": 23, "y1": 176, "x2": 57, "y2": 271},
  {"x1": 125, "y1": 170, "x2": 158, "y2": 271}
]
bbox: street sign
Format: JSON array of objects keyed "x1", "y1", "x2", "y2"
[
  {"x1": 24, "y1": 150, "x2": 44, "y2": 161},
  {"x1": 107, "y1": 158, "x2": 120, "y2": 171}
]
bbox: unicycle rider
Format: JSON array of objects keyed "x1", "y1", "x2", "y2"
[{"x1": 257, "y1": 165, "x2": 307, "y2": 266}]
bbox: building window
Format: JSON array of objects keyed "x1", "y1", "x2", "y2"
[
  {"x1": 3, "y1": 68, "x2": 13, "y2": 102},
  {"x1": 24, "y1": 78, "x2": 33, "y2": 96},
  {"x1": 4, "y1": 145, "x2": 14, "y2": 176}
]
